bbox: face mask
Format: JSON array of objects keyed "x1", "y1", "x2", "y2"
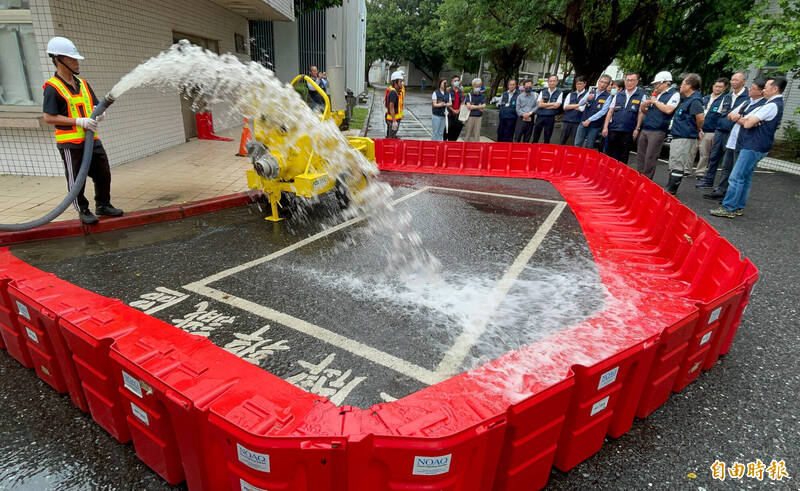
[
  {"x1": 473, "y1": 88, "x2": 481, "y2": 94},
  {"x1": 525, "y1": 87, "x2": 533, "y2": 93},
  {"x1": 453, "y1": 82, "x2": 459, "y2": 88},
  {"x1": 610, "y1": 88, "x2": 619, "y2": 95}
]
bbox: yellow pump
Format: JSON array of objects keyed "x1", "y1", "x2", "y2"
[{"x1": 245, "y1": 75, "x2": 374, "y2": 221}]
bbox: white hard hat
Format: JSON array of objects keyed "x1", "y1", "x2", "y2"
[
  {"x1": 651, "y1": 71, "x2": 672, "y2": 84},
  {"x1": 46, "y1": 37, "x2": 84, "y2": 60},
  {"x1": 390, "y1": 71, "x2": 404, "y2": 81}
]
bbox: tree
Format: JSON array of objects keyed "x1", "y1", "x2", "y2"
[
  {"x1": 438, "y1": 1, "x2": 541, "y2": 97},
  {"x1": 296, "y1": 0, "x2": 342, "y2": 14},
  {"x1": 711, "y1": 0, "x2": 800, "y2": 75},
  {"x1": 618, "y1": 0, "x2": 751, "y2": 92},
  {"x1": 536, "y1": 0, "x2": 669, "y2": 83},
  {"x1": 365, "y1": 0, "x2": 447, "y2": 81}
]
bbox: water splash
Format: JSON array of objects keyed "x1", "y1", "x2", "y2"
[{"x1": 110, "y1": 40, "x2": 439, "y2": 276}]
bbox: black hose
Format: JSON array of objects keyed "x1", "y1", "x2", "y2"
[{"x1": 0, "y1": 96, "x2": 115, "y2": 231}]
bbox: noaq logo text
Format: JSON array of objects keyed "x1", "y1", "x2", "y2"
[{"x1": 412, "y1": 453, "x2": 452, "y2": 476}]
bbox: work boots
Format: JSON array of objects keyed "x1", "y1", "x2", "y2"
[
  {"x1": 79, "y1": 209, "x2": 99, "y2": 225},
  {"x1": 96, "y1": 203, "x2": 124, "y2": 217},
  {"x1": 664, "y1": 171, "x2": 684, "y2": 195}
]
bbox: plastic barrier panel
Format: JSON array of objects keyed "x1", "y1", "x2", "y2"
[{"x1": 0, "y1": 140, "x2": 760, "y2": 491}]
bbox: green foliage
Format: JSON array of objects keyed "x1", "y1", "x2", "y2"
[
  {"x1": 348, "y1": 106, "x2": 369, "y2": 129},
  {"x1": 295, "y1": 0, "x2": 342, "y2": 14},
  {"x1": 437, "y1": 0, "x2": 540, "y2": 96},
  {"x1": 535, "y1": 0, "x2": 664, "y2": 81},
  {"x1": 618, "y1": 0, "x2": 752, "y2": 92},
  {"x1": 365, "y1": 0, "x2": 447, "y2": 80},
  {"x1": 779, "y1": 121, "x2": 800, "y2": 157},
  {"x1": 711, "y1": 0, "x2": 800, "y2": 75},
  {"x1": 296, "y1": 0, "x2": 342, "y2": 14}
]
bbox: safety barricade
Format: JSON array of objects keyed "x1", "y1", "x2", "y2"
[
  {"x1": 716, "y1": 259, "x2": 758, "y2": 359},
  {"x1": 107, "y1": 312, "x2": 214, "y2": 485},
  {"x1": 0, "y1": 250, "x2": 51, "y2": 366},
  {"x1": 0, "y1": 140, "x2": 760, "y2": 491},
  {"x1": 7, "y1": 274, "x2": 74, "y2": 395},
  {"x1": 552, "y1": 334, "x2": 651, "y2": 471}
]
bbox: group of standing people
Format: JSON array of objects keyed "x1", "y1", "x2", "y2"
[
  {"x1": 429, "y1": 75, "x2": 487, "y2": 141},
  {"x1": 401, "y1": 68, "x2": 786, "y2": 220}
]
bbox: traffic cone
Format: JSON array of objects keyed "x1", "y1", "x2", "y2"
[{"x1": 236, "y1": 118, "x2": 253, "y2": 157}]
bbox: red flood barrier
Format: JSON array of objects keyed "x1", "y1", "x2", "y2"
[{"x1": 0, "y1": 139, "x2": 758, "y2": 490}]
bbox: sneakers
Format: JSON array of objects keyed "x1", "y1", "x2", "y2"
[
  {"x1": 695, "y1": 181, "x2": 713, "y2": 188},
  {"x1": 96, "y1": 203, "x2": 124, "y2": 217},
  {"x1": 709, "y1": 206, "x2": 737, "y2": 218},
  {"x1": 734, "y1": 208, "x2": 744, "y2": 216},
  {"x1": 79, "y1": 209, "x2": 99, "y2": 225}
]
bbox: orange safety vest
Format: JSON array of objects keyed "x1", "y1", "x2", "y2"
[
  {"x1": 43, "y1": 76, "x2": 99, "y2": 144},
  {"x1": 385, "y1": 86, "x2": 404, "y2": 121}
]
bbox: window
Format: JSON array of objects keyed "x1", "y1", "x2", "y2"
[
  {"x1": 234, "y1": 32, "x2": 246, "y2": 55},
  {"x1": 0, "y1": 0, "x2": 41, "y2": 106}
]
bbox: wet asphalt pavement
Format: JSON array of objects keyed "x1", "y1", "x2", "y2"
[{"x1": 1, "y1": 162, "x2": 798, "y2": 490}]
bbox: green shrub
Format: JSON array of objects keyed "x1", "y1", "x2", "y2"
[{"x1": 348, "y1": 107, "x2": 368, "y2": 130}]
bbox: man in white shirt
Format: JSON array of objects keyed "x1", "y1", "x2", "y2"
[
  {"x1": 635, "y1": 71, "x2": 680, "y2": 179},
  {"x1": 693, "y1": 78, "x2": 729, "y2": 178},
  {"x1": 703, "y1": 79, "x2": 766, "y2": 201},
  {"x1": 697, "y1": 71, "x2": 748, "y2": 188},
  {"x1": 532, "y1": 75, "x2": 563, "y2": 143},
  {"x1": 711, "y1": 76, "x2": 786, "y2": 218}
]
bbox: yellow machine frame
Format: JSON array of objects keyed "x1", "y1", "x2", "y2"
[{"x1": 245, "y1": 75, "x2": 374, "y2": 221}]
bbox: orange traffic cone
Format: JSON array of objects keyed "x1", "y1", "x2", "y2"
[{"x1": 236, "y1": 117, "x2": 253, "y2": 157}]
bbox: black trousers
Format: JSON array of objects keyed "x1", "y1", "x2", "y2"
[
  {"x1": 59, "y1": 145, "x2": 111, "y2": 212},
  {"x1": 532, "y1": 114, "x2": 555, "y2": 143},
  {"x1": 514, "y1": 117, "x2": 534, "y2": 143},
  {"x1": 559, "y1": 121, "x2": 579, "y2": 145},
  {"x1": 702, "y1": 130, "x2": 729, "y2": 185},
  {"x1": 445, "y1": 113, "x2": 463, "y2": 141},
  {"x1": 605, "y1": 130, "x2": 634, "y2": 165},
  {"x1": 497, "y1": 117, "x2": 516, "y2": 142},
  {"x1": 715, "y1": 148, "x2": 739, "y2": 195}
]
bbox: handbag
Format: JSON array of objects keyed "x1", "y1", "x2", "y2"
[{"x1": 458, "y1": 94, "x2": 471, "y2": 122}]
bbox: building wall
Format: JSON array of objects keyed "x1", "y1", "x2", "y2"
[{"x1": 0, "y1": 0, "x2": 250, "y2": 176}]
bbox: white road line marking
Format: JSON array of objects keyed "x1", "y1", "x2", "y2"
[
  {"x1": 404, "y1": 106, "x2": 432, "y2": 137},
  {"x1": 427, "y1": 186, "x2": 565, "y2": 205},
  {"x1": 433, "y1": 201, "x2": 568, "y2": 379},
  {"x1": 182, "y1": 282, "x2": 441, "y2": 385},
  {"x1": 187, "y1": 183, "x2": 569, "y2": 385},
  {"x1": 191, "y1": 186, "x2": 431, "y2": 286}
]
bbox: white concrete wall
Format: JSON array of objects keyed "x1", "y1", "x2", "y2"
[
  {"x1": 272, "y1": 20, "x2": 299, "y2": 83},
  {"x1": 326, "y1": 0, "x2": 366, "y2": 94},
  {"x1": 0, "y1": 0, "x2": 250, "y2": 176}
]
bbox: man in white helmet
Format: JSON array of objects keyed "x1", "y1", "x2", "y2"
[
  {"x1": 384, "y1": 71, "x2": 404, "y2": 138},
  {"x1": 42, "y1": 37, "x2": 123, "y2": 224},
  {"x1": 634, "y1": 70, "x2": 680, "y2": 179}
]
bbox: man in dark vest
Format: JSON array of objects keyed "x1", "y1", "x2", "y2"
[
  {"x1": 602, "y1": 73, "x2": 645, "y2": 164},
  {"x1": 532, "y1": 75, "x2": 563, "y2": 143},
  {"x1": 665, "y1": 73, "x2": 705, "y2": 195},
  {"x1": 496, "y1": 79, "x2": 519, "y2": 142},
  {"x1": 703, "y1": 79, "x2": 766, "y2": 201},
  {"x1": 694, "y1": 77, "x2": 729, "y2": 178},
  {"x1": 635, "y1": 71, "x2": 679, "y2": 179},
  {"x1": 574, "y1": 74, "x2": 612, "y2": 149},
  {"x1": 560, "y1": 76, "x2": 587, "y2": 145},
  {"x1": 697, "y1": 71, "x2": 748, "y2": 189},
  {"x1": 711, "y1": 76, "x2": 785, "y2": 218}
]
